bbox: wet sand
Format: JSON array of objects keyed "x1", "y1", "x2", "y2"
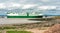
[{"x1": 0, "y1": 18, "x2": 42, "y2": 24}]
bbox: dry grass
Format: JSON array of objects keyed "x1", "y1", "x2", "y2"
[{"x1": 44, "y1": 24, "x2": 60, "y2": 33}]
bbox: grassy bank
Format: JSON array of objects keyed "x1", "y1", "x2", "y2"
[{"x1": 7, "y1": 31, "x2": 32, "y2": 33}]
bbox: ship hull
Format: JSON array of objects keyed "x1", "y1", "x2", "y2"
[{"x1": 7, "y1": 16, "x2": 43, "y2": 18}]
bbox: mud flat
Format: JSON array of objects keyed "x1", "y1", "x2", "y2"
[{"x1": 0, "y1": 18, "x2": 43, "y2": 24}]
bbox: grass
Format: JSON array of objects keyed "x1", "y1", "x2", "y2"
[
  {"x1": 39, "y1": 27, "x2": 49, "y2": 30},
  {"x1": 5, "y1": 29, "x2": 25, "y2": 31},
  {"x1": 7, "y1": 31, "x2": 32, "y2": 33}
]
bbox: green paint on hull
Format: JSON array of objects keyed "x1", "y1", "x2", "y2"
[{"x1": 7, "y1": 16, "x2": 42, "y2": 18}]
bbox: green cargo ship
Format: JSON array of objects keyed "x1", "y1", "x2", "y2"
[{"x1": 7, "y1": 12, "x2": 43, "y2": 18}]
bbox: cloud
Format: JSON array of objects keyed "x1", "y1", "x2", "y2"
[
  {"x1": 22, "y1": 4, "x2": 37, "y2": 9},
  {"x1": 0, "y1": 2, "x2": 38, "y2": 9},
  {"x1": 38, "y1": 6, "x2": 56, "y2": 10},
  {"x1": 0, "y1": 2, "x2": 22, "y2": 9},
  {"x1": 8, "y1": 3, "x2": 21, "y2": 8},
  {"x1": 5, "y1": 2, "x2": 22, "y2": 10},
  {"x1": 0, "y1": 3, "x2": 6, "y2": 9},
  {"x1": 0, "y1": 0, "x2": 60, "y2": 5},
  {"x1": 40, "y1": 0, "x2": 50, "y2": 2}
]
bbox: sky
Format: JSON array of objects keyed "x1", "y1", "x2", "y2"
[
  {"x1": 0, "y1": 0, "x2": 60, "y2": 9},
  {"x1": 0, "y1": 0, "x2": 60, "y2": 15}
]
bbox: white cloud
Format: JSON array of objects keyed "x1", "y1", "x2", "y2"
[
  {"x1": 0, "y1": 2, "x2": 22, "y2": 9},
  {"x1": 0, "y1": 3, "x2": 6, "y2": 9},
  {"x1": 40, "y1": 0, "x2": 50, "y2": 2},
  {"x1": 38, "y1": 6, "x2": 56, "y2": 10},
  {"x1": 22, "y1": 4, "x2": 37, "y2": 9},
  {"x1": 12, "y1": 3, "x2": 21, "y2": 8},
  {"x1": 7, "y1": 2, "x2": 21, "y2": 8},
  {"x1": 19, "y1": 0, "x2": 27, "y2": 3}
]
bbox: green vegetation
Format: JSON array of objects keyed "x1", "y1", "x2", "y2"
[
  {"x1": 0, "y1": 27, "x2": 16, "y2": 30},
  {"x1": 7, "y1": 31, "x2": 32, "y2": 33},
  {"x1": 3, "y1": 27, "x2": 16, "y2": 29}
]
